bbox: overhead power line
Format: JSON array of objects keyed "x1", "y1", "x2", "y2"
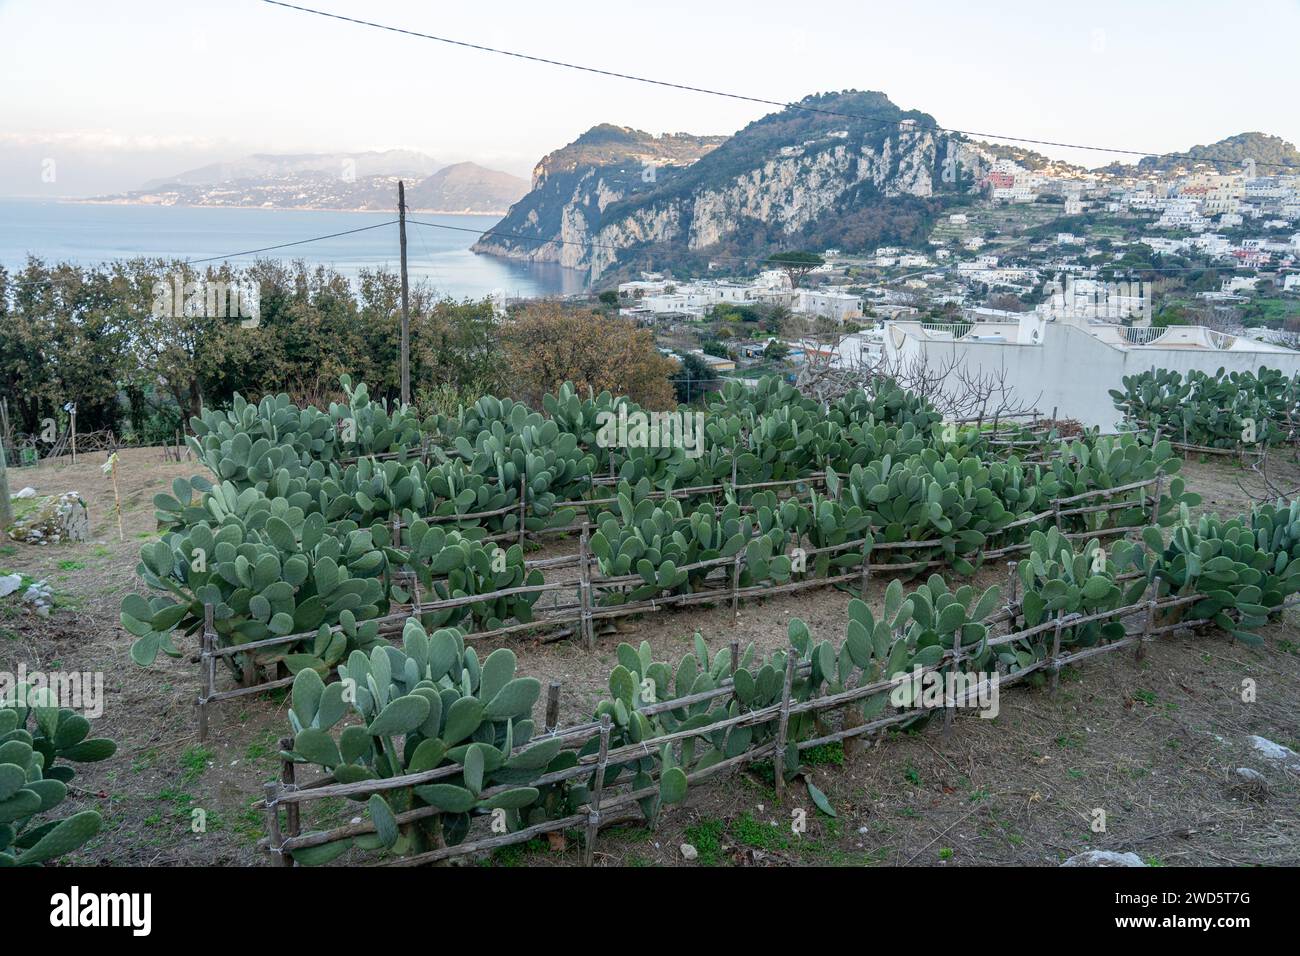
[
  {"x1": 405, "y1": 216, "x2": 1273, "y2": 277},
  {"x1": 184, "y1": 219, "x2": 397, "y2": 263},
  {"x1": 261, "y1": 0, "x2": 1300, "y2": 172},
  {"x1": 3, "y1": 219, "x2": 398, "y2": 291}
]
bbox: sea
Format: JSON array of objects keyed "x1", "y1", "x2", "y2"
[{"x1": 0, "y1": 198, "x2": 589, "y2": 300}]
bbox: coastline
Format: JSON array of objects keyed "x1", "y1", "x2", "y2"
[{"x1": 56, "y1": 198, "x2": 512, "y2": 217}]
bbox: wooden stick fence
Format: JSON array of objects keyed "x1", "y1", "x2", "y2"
[
  {"x1": 259, "y1": 586, "x2": 1296, "y2": 867},
  {"x1": 193, "y1": 474, "x2": 1170, "y2": 738}
]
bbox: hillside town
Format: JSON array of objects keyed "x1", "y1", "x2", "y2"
[{"x1": 611, "y1": 152, "x2": 1300, "y2": 422}]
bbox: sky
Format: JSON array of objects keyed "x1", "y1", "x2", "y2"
[{"x1": 2, "y1": 0, "x2": 1299, "y2": 197}]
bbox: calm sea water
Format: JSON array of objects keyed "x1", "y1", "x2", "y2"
[{"x1": 0, "y1": 199, "x2": 588, "y2": 300}]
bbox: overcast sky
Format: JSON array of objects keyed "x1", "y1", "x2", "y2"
[{"x1": 3, "y1": 0, "x2": 1299, "y2": 196}]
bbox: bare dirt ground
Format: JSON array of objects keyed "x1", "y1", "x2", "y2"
[{"x1": 2, "y1": 445, "x2": 1298, "y2": 867}]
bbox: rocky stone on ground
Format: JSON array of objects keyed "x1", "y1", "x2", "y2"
[
  {"x1": 1061, "y1": 850, "x2": 1146, "y2": 867},
  {"x1": 6, "y1": 491, "x2": 89, "y2": 545},
  {"x1": 1247, "y1": 735, "x2": 1300, "y2": 771}
]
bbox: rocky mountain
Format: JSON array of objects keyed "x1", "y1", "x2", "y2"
[
  {"x1": 139, "y1": 150, "x2": 440, "y2": 190},
  {"x1": 92, "y1": 152, "x2": 527, "y2": 214},
  {"x1": 1099, "y1": 132, "x2": 1300, "y2": 176},
  {"x1": 403, "y1": 162, "x2": 530, "y2": 214},
  {"x1": 472, "y1": 92, "x2": 984, "y2": 281}
]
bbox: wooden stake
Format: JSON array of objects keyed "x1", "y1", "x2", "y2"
[
  {"x1": 198, "y1": 603, "x2": 216, "y2": 742},
  {"x1": 1049, "y1": 610, "x2": 1064, "y2": 693},
  {"x1": 279, "y1": 735, "x2": 299, "y2": 861},
  {"x1": 773, "y1": 651, "x2": 797, "y2": 803},
  {"x1": 859, "y1": 541, "x2": 872, "y2": 597},
  {"x1": 517, "y1": 475, "x2": 527, "y2": 550},
  {"x1": 730, "y1": 550, "x2": 742, "y2": 622},
  {"x1": 545, "y1": 681, "x2": 561, "y2": 733},
  {"x1": 264, "y1": 782, "x2": 290, "y2": 867},
  {"x1": 578, "y1": 522, "x2": 594, "y2": 651},
  {"x1": 583, "y1": 714, "x2": 611, "y2": 866}
]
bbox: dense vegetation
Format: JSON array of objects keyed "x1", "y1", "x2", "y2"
[
  {"x1": 0, "y1": 260, "x2": 679, "y2": 446},
  {"x1": 1111, "y1": 367, "x2": 1300, "y2": 448}
]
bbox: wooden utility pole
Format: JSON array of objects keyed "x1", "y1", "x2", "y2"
[{"x1": 398, "y1": 180, "x2": 411, "y2": 407}]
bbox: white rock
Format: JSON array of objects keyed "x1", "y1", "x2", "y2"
[
  {"x1": 1247, "y1": 735, "x2": 1300, "y2": 769},
  {"x1": 1061, "y1": 850, "x2": 1146, "y2": 867},
  {"x1": 680, "y1": 843, "x2": 698, "y2": 861},
  {"x1": 1234, "y1": 767, "x2": 1266, "y2": 783},
  {"x1": 0, "y1": 574, "x2": 21, "y2": 599},
  {"x1": 14, "y1": 487, "x2": 37, "y2": 499}
]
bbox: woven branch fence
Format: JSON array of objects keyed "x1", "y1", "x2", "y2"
[
  {"x1": 194, "y1": 473, "x2": 1165, "y2": 739},
  {"x1": 258, "y1": 583, "x2": 1298, "y2": 868}
]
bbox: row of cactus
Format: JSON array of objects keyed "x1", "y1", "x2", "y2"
[
  {"x1": 280, "y1": 619, "x2": 592, "y2": 863},
  {"x1": 1036, "y1": 435, "x2": 1201, "y2": 534},
  {"x1": 276, "y1": 490, "x2": 1300, "y2": 863},
  {"x1": 129, "y1": 477, "x2": 550, "y2": 671},
  {"x1": 1010, "y1": 529, "x2": 1148, "y2": 672},
  {"x1": 594, "y1": 576, "x2": 1005, "y2": 812},
  {"x1": 125, "y1": 490, "x2": 393, "y2": 671},
  {"x1": 188, "y1": 377, "x2": 428, "y2": 489},
  {"x1": 587, "y1": 482, "x2": 796, "y2": 599},
  {"x1": 1111, "y1": 366, "x2": 1300, "y2": 449},
  {"x1": 845, "y1": 451, "x2": 1038, "y2": 575},
  {"x1": 1119, "y1": 500, "x2": 1300, "y2": 645},
  {"x1": 0, "y1": 692, "x2": 116, "y2": 866}
]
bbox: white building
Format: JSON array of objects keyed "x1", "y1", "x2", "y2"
[
  {"x1": 881, "y1": 314, "x2": 1300, "y2": 430},
  {"x1": 796, "y1": 289, "x2": 863, "y2": 322}
]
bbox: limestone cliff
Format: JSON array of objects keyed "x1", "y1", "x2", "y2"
[{"x1": 473, "y1": 92, "x2": 985, "y2": 280}]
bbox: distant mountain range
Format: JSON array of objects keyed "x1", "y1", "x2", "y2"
[{"x1": 89, "y1": 151, "x2": 529, "y2": 214}]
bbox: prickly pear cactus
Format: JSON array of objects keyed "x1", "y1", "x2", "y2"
[
  {"x1": 0, "y1": 691, "x2": 114, "y2": 866},
  {"x1": 280, "y1": 619, "x2": 575, "y2": 863}
]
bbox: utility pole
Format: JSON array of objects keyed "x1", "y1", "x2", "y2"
[{"x1": 398, "y1": 180, "x2": 411, "y2": 407}]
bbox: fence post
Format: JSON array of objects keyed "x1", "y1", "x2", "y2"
[
  {"x1": 517, "y1": 476, "x2": 527, "y2": 550},
  {"x1": 1006, "y1": 561, "x2": 1019, "y2": 628},
  {"x1": 545, "y1": 680, "x2": 561, "y2": 733},
  {"x1": 1139, "y1": 581, "x2": 1157, "y2": 663},
  {"x1": 773, "y1": 651, "x2": 797, "y2": 804},
  {"x1": 731, "y1": 550, "x2": 743, "y2": 622},
  {"x1": 198, "y1": 603, "x2": 216, "y2": 742},
  {"x1": 263, "y1": 781, "x2": 288, "y2": 867},
  {"x1": 1049, "y1": 610, "x2": 1064, "y2": 693},
  {"x1": 278, "y1": 735, "x2": 299, "y2": 865},
  {"x1": 409, "y1": 568, "x2": 422, "y2": 618},
  {"x1": 1149, "y1": 472, "x2": 1162, "y2": 527},
  {"x1": 583, "y1": 714, "x2": 612, "y2": 867},
  {"x1": 578, "y1": 522, "x2": 594, "y2": 651},
  {"x1": 859, "y1": 540, "x2": 872, "y2": 597}
]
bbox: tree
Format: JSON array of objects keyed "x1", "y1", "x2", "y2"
[
  {"x1": 673, "y1": 352, "x2": 715, "y2": 405},
  {"x1": 502, "y1": 302, "x2": 677, "y2": 408},
  {"x1": 766, "y1": 251, "x2": 825, "y2": 289},
  {"x1": 763, "y1": 340, "x2": 791, "y2": 361},
  {"x1": 598, "y1": 290, "x2": 619, "y2": 307}
]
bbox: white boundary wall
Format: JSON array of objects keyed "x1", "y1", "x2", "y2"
[{"x1": 883, "y1": 321, "x2": 1300, "y2": 431}]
